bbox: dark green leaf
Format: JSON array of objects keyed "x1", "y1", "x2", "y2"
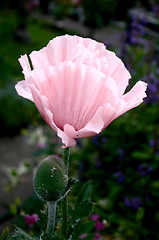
[
  {"x1": 37, "y1": 210, "x2": 48, "y2": 232},
  {"x1": 72, "y1": 201, "x2": 93, "y2": 222},
  {"x1": 76, "y1": 181, "x2": 93, "y2": 204}
]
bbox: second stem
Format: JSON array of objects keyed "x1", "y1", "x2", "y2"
[{"x1": 61, "y1": 147, "x2": 70, "y2": 238}]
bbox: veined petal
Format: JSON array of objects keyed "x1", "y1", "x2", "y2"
[
  {"x1": 57, "y1": 128, "x2": 76, "y2": 148},
  {"x1": 27, "y1": 83, "x2": 76, "y2": 148},
  {"x1": 29, "y1": 35, "x2": 107, "y2": 69},
  {"x1": 113, "y1": 81, "x2": 147, "y2": 120},
  {"x1": 106, "y1": 50, "x2": 131, "y2": 95},
  {"x1": 63, "y1": 103, "x2": 117, "y2": 139},
  {"x1": 29, "y1": 61, "x2": 119, "y2": 131},
  {"x1": 15, "y1": 80, "x2": 33, "y2": 101},
  {"x1": 29, "y1": 84, "x2": 57, "y2": 132},
  {"x1": 18, "y1": 54, "x2": 31, "y2": 76}
]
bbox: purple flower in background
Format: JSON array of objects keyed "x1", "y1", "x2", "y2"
[
  {"x1": 149, "y1": 139, "x2": 155, "y2": 147},
  {"x1": 114, "y1": 171, "x2": 125, "y2": 183},
  {"x1": 94, "y1": 232, "x2": 102, "y2": 240},
  {"x1": 79, "y1": 233, "x2": 87, "y2": 239},
  {"x1": 95, "y1": 159, "x2": 102, "y2": 168},
  {"x1": 150, "y1": 2, "x2": 159, "y2": 17},
  {"x1": 128, "y1": 15, "x2": 147, "y2": 45},
  {"x1": 95, "y1": 221, "x2": 105, "y2": 231},
  {"x1": 131, "y1": 197, "x2": 142, "y2": 210},
  {"x1": 93, "y1": 156, "x2": 102, "y2": 168},
  {"x1": 124, "y1": 197, "x2": 142, "y2": 210},
  {"x1": 92, "y1": 135, "x2": 101, "y2": 147},
  {"x1": 138, "y1": 163, "x2": 152, "y2": 176},
  {"x1": 90, "y1": 213, "x2": 100, "y2": 221},
  {"x1": 149, "y1": 139, "x2": 159, "y2": 148},
  {"x1": 101, "y1": 137, "x2": 107, "y2": 143},
  {"x1": 24, "y1": 214, "x2": 39, "y2": 227},
  {"x1": 143, "y1": 72, "x2": 159, "y2": 104},
  {"x1": 124, "y1": 197, "x2": 131, "y2": 207},
  {"x1": 117, "y1": 148, "x2": 125, "y2": 160}
]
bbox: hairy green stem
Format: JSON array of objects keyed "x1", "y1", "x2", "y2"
[
  {"x1": 61, "y1": 148, "x2": 70, "y2": 238},
  {"x1": 46, "y1": 201, "x2": 56, "y2": 239}
]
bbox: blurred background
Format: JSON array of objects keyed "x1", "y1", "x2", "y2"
[{"x1": 0, "y1": 0, "x2": 159, "y2": 239}]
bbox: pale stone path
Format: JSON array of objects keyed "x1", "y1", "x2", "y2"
[{"x1": 0, "y1": 136, "x2": 36, "y2": 233}]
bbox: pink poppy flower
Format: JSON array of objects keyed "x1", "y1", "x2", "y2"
[{"x1": 15, "y1": 35, "x2": 147, "y2": 148}]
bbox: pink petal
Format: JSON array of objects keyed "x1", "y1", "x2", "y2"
[
  {"x1": 15, "y1": 80, "x2": 33, "y2": 101},
  {"x1": 63, "y1": 103, "x2": 117, "y2": 139},
  {"x1": 57, "y1": 128, "x2": 76, "y2": 148},
  {"x1": 113, "y1": 81, "x2": 147, "y2": 120},
  {"x1": 27, "y1": 61, "x2": 118, "y2": 131},
  {"x1": 29, "y1": 35, "x2": 107, "y2": 69},
  {"x1": 28, "y1": 82, "x2": 76, "y2": 148},
  {"x1": 18, "y1": 54, "x2": 31, "y2": 76},
  {"x1": 106, "y1": 50, "x2": 131, "y2": 95},
  {"x1": 29, "y1": 84, "x2": 57, "y2": 133}
]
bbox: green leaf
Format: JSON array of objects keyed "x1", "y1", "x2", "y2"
[
  {"x1": 10, "y1": 227, "x2": 34, "y2": 240},
  {"x1": 136, "y1": 207, "x2": 145, "y2": 221},
  {"x1": 72, "y1": 201, "x2": 93, "y2": 222},
  {"x1": 37, "y1": 209, "x2": 48, "y2": 232},
  {"x1": 1, "y1": 226, "x2": 10, "y2": 240},
  {"x1": 79, "y1": 221, "x2": 95, "y2": 234},
  {"x1": 76, "y1": 181, "x2": 92, "y2": 204}
]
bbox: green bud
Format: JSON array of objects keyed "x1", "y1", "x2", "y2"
[{"x1": 33, "y1": 155, "x2": 68, "y2": 202}]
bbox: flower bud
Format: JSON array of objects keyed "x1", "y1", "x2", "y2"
[{"x1": 33, "y1": 155, "x2": 68, "y2": 202}]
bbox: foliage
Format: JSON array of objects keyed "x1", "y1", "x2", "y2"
[
  {"x1": 6, "y1": 181, "x2": 93, "y2": 240},
  {"x1": 82, "y1": 0, "x2": 118, "y2": 28}
]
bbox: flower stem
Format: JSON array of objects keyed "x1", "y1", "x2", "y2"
[
  {"x1": 61, "y1": 148, "x2": 70, "y2": 238},
  {"x1": 46, "y1": 201, "x2": 56, "y2": 239},
  {"x1": 62, "y1": 147, "x2": 70, "y2": 175}
]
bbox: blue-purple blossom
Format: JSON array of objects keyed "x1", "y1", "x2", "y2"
[
  {"x1": 92, "y1": 134, "x2": 107, "y2": 147},
  {"x1": 143, "y1": 72, "x2": 159, "y2": 104},
  {"x1": 149, "y1": 139, "x2": 155, "y2": 147},
  {"x1": 149, "y1": 139, "x2": 159, "y2": 148},
  {"x1": 92, "y1": 135, "x2": 101, "y2": 147},
  {"x1": 117, "y1": 148, "x2": 125, "y2": 160},
  {"x1": 138, "y1": 163, "x2": 152, "y2": 176},
  {"x1": 114, "y1": 171, "x2": 125, "y2": 183},
  {"x1": 124, "y1": 197, "x2": 131, "y2": 207},
  {"x1": 95, "y1": 159, "x2": 102, "y2": 168},
  {"x1": 131, "y1": 197, "x2": 142, "y2": 210},
  {"x1": 124, "y1": 197, "x2": 142, "y2": 210},
  {"x1": 128, "y1": 15, "x2": 147, "y2": 46}
]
